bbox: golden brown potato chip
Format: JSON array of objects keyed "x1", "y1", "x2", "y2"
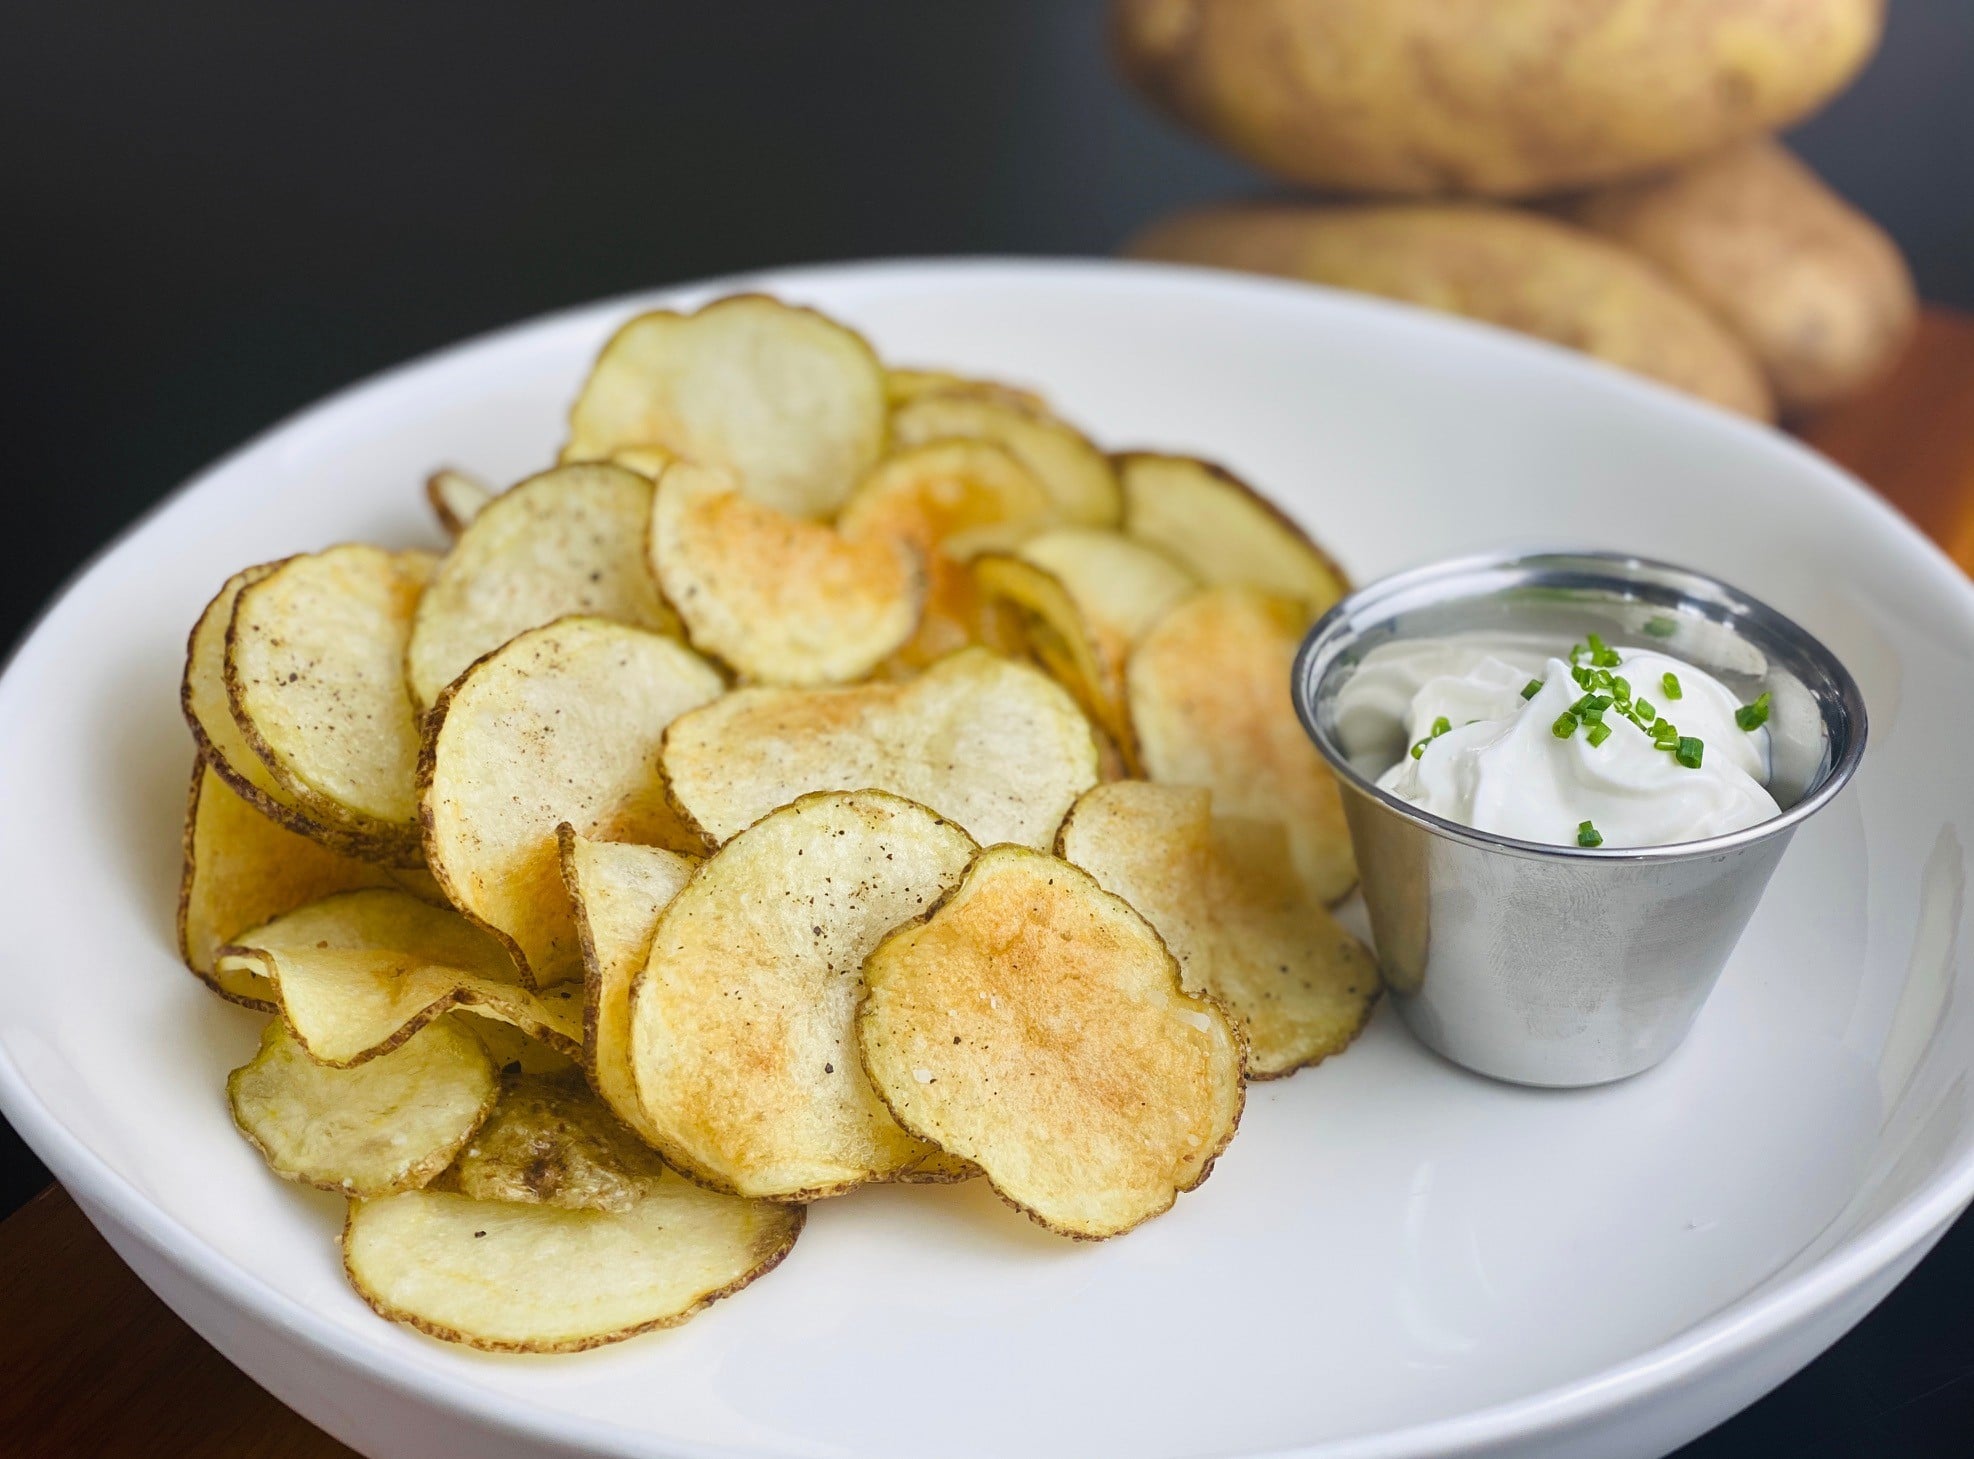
[
  {"x1": 650, "y1": 460, "x2": 921, "y2": 686},
  {"x1": 444, "y1": 1072, "x2": 667, "y2": 1212},
  {"x1": 407, "y1": 463, "x2": 679, "y2": 706},
  {"x1": 465, "y1": 1016, "x2": 582, "y2": 1076},
  {"x1": 557, "y1": 829, "x2": 697, "y2": 1146},
  {"x1": 564, "y1": 294, "x2": 886, "y2": 519},
  {"x1": 663, "y1": 647, "x2": 1097, "y2": 851},
  {"x1": 421, "y1": 617, "x2": 724, "y2": 986},
  {"x1": 426, "y1": 468, "x2": 494, "y2": 537},
  {"x1": 838, "y1": 440, "x2": 1055, "y2": 671},
  {"x1": 896, "y1": 1149, "x2": 978, "y2": 1185},
  {"x1": 1057, "y1": 782, "x2": 1376, "y2": 1077},
  {"x1": 885, "y1": 368, "x2": 1047, "y2": 414},
  {"x1": 890, "y1": 389, "x2": 1120, "y2": 527},
  {"x1": 344, "y1": 1168, "x2": 802, "y2": 1352},
  {"x1": 1117, "y1": 454, "x2": 1348, "y2": 618},
  {"x1": 858, "y1": 845, "x2": 1245, "y2": 1239},
  {"x1": 1128, "y1": 588, "x2": 1356, "y2": 901},
  {"x1": 218, "y1": 889, "x2": 582, "y2": 1066},
  {"x1": 225, "y1": 545, "x2": 435, "y2": 861},
  {"x1": 229, "y1": 1016, "x2": 498, "y2": 1197},
  {"x1": 179, "y1": 758, "x2": 399, "y2": 1000},
  {"x1": 630, "y1": 791, "x2": 971, "y2": 1198}
]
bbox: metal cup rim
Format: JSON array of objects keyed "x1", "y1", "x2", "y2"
[{"x1": 1292, "y1": 547, "x2": 1869, "y2": 865}]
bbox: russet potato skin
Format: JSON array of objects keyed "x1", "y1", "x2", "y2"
[
  {"x1": 1127, "y1": 201, "x2": 1775, "y2": 420},
  {"x1": 1553, "y1": 139, "x2": 1916, "y2": 415},
  {"x1": 1111, "y1": 0, "x2": 1884, "y2": 199}
]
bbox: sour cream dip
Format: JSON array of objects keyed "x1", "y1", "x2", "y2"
[{"x1": 1341, "y1": 632, "x2": 1779, "y2": 849}]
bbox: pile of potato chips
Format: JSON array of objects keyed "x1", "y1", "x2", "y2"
[{"x1": 178, "y1": 293, "x2": 1378, "y2": 1352}]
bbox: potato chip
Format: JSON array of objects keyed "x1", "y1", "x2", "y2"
[
  {"x1": 607, "y1": 444, "x2": 676, "y2": 479},
  {"x1": 445, "y1": 1072, "x2": 667, "y2": 1212},
  {"x1": 838, "y1": 440, "x2": 1054, "y2": 671},
  {"x1": 421, "y1": 617, "x2": 723, "y2": 986},
  {"x1": 1057, "y1": 782, "x2": 1376, "y2": 1077},
  {"x1": 897, "y1": 1149, "x2": 977, "y2": 1185},
  {"x1": 426, "y1": 468, "x2": 494, "y2": 537},
  {"x1": 407, "y1": 463, "x2": 679, "y2": 706},
  {"x1": 465, "y1": 1016, "x2": 582, "y2": 1076},
  {"x1": 663, "y1": 647, "x2": 1097, "y2": 851},
  {"x1": 344, "y1": 1168, "x2": 803, "y2": 1352},
  {"x1": 218, "y1": 889, "x2": 582, "y2": 1066},
  {"x1": 179, "y1": 758, "x2": 397, "y2": 1001},
  {"x1": 1117, "y1": 453, "x2": 1348, "y2": 617},
  {"x1": 885, "y1": 368, "x2": 1046, "y2": 414},
  {"x1": 629, "y1": 791, "x2": 971, "y2": 1198},
  {"x1": 650, "y1": 460, "x2": 921, "y2": 686},
  {"x1": 1128, "y1": 587, "x2": 1356, "y2": 901},
  {"x1": 564, "y1": 293, "x2": 886, "y2": 519},
  {"x1": 226, "y1": 545, "x2": 435, "y2": 861},
  {"x1": 891, "y1": 389, "x2": 1121, "y2": 527},
  {"x1": 229, "y1": 1016, "x2": 498, "y2": 1197},
  {"x1": 557, "y1": 828, "x2": 697, "y2": 1145},
  {"x1": 858, "y1": 844, "x2": 1245, "y2": 1239}
]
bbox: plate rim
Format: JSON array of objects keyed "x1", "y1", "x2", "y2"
[{"x1": 4, "y1": 255, "x2": 1973, "y2": 1459}]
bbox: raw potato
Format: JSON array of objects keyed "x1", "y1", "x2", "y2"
[
  {"x1": 1128, "y1": 587, "x2": 1356, "y2": 901},
  {"x1": 663, "y1": 647, "x2": 1099, "y2": 850},
  {"x1": 426, "y1": 468, "x2": 494, "y2": 537},
  {"x1": 228, "y1": 1017, "x2": 498, "y2": 1197},
  {"x1": 218, "y1": 889, "x2": 582, "y2": 1066},
  {"x1": 563, "y1": 293, "x2": 887, "y2": 519},
  {"x1": 858, "y1": 844, "x2": 1244, "y2": 1239},
  {"x1": 1110, "y1": 0, "x2": 1885, "y2": 198},
  {"x1": 406, "y1": 463, "x2": 679, "y2": 706},
  {"x1": 629, "y1": 791, "x2": 970, "y2": 1198},
  {"x1": 558, "y1": 829, "x2": 698, "y2": 1147},
  {"x1": 445, "y1": 1072, "x2": 667, "y2": 1212},
  {"x1": 1554, "y1": 139, "x2": 1916, "y2": 414},
  {"x1": 651, "y1": 460, "x2": 922, "y2": 685},
  {"x1": 179, "y1": 758, "x2": 397, "y2": 998},
  {"x1": 344, "y1": 1169, "x2": 803, "y2": 1352},
  {"x1": 1057, "y1": 783, "x2": 1377, "y2": 1077},
  {"x1": 1127, "y1": 203, "x2": 1776, "y2": 420},
  {"x1": 891, "y1": 389, "x2": 1122, "y2": 527},
  {"x1": 421, "y1": 617, "x2": 724, "y2": 986},
  {"x1": 226, "y1": 545, "x2": 436, "y2": 860},
  {"x1": 838, "y1": 440, "x2": 1055, "y2": 671},
  {"x1": 1117, "y1": 454, "x2": 1346, "y2": 616}
]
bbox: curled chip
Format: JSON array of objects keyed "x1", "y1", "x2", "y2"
[
  {"x1": 407, "y1": 463, "x2": 679, "y2": 706},
  {"x1": 858, "y1": 844, "x2": 1245, "y2": 1239},
  {"x1": 426, "y1": 468, "x2": 494, "y2": 537},
  {"x1": 650, "y1": 460, "x2": 922, "y2": 686},
  {"x1": 885, "y1": 368, "x2": 1047, "y2": 414},
  {"x1": 1057, "y1": 782, "x2": 1377, "y2": 1077},
  {"x1": 663, "y1": 647, "x2": 1098, "y2": 850},
  {"x1": 607, "y1": 444, "x2": 675, "y2": 479},
  {"x1": 421, "y1": 617, "x2": 723, "y2": 985},
  {"x1": 1128, "y1": 587, "x2": 1356, "y2": 902},
  {"x1": 838, "y1": 441, "x2": 1055, "y2": 670},
  {"x1": 179, "y1": 758, "x2": 398, "y2": 1001},
  {"x1": 630, "y1": 791, "x2": 972, "y2": 1198},
  {"x1": 217, "y1": 889, "x2": 582, "y2": 1066},
  {"x1": 558, "y1": 828, "x2": 697, "y2": 1145},
  {"x1": 445, "y1": 1072, "x2": 667, "y2": 1213},
  {"x1": 228, "y1": 1016, "x2": 498, "y2": 1198},
  {"x1": 225, "y1": 545, "x2": 435, "y2": 862},
  {"x1": 563, "y1": 293, "x2": 886, "y2": 519},
  {"x1": 465, "y1": 1016, "x2": 581, "y2": 1076},
  {"x1": 891, "y1": 388, "x2": 1121, "y2": 528},
  {"x1": 344, "y1": 1166, "x2": 803, "y2": 1352},
  {"x1": 1117, "y1": 453, "x2": 1348, "y2": 618}
]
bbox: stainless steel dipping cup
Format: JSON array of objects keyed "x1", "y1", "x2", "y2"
[{"x1": 1292, "y1": 551, "x2": 1867, "y2": 1088}]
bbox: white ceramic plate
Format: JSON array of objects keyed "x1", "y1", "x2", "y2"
[{"x1": 2, "y1": 260, "x2": 1971, "y2": 1459}]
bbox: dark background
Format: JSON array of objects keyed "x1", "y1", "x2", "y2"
[{"x1": 2, "y1": 2, "x2": 1971, "y2": 1454}]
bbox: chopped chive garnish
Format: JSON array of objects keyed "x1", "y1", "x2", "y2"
[
  {"x1": 1735, "y1": 692, "x2": 1771, "y2": 731},
  {"x1": 1552, "y1": 713, "x2": 1578, "y2": 739},
  {"x1": 1634, "y1": 698, "x2": 1655, "y2": 723},
  {"x1": 1521, "y1": 678, "x2": 1544, "y2": 700},
  {"x1": 1410, "y1": 740, "x2": 1426, "y2": 759},
  {"x1": 1571, "y1": 664, "x2": 1595, "y2": 689},
  {"x1": 1611, "y1": 675, "x2": 1630, "y2": 701},
  {"x1": 1645, "y1": 616, "x2": 1677, "y2": 639},
  {"x1": 1578, "y1": 820, "x2": 1604, "y2": 848},
  {"x1": 1570, "y1": 642, "x2": 1588, "y2": 665},
  {"x1": 1661, "y1": 671, "x2": 1683, "y2": 701},
  {"x1": 1588, "y1": 633, "x2": 1621, "y2": 668},
  {"x1": 1586, "y1": 721, "x2": 1612, "y2": 747},
  {"x1": 1676, "y1": 736, "x2": 1704, "y2": 769},
  {"x1": 1431, "y1": 715, "x2": 1451, "y2": 738}
]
